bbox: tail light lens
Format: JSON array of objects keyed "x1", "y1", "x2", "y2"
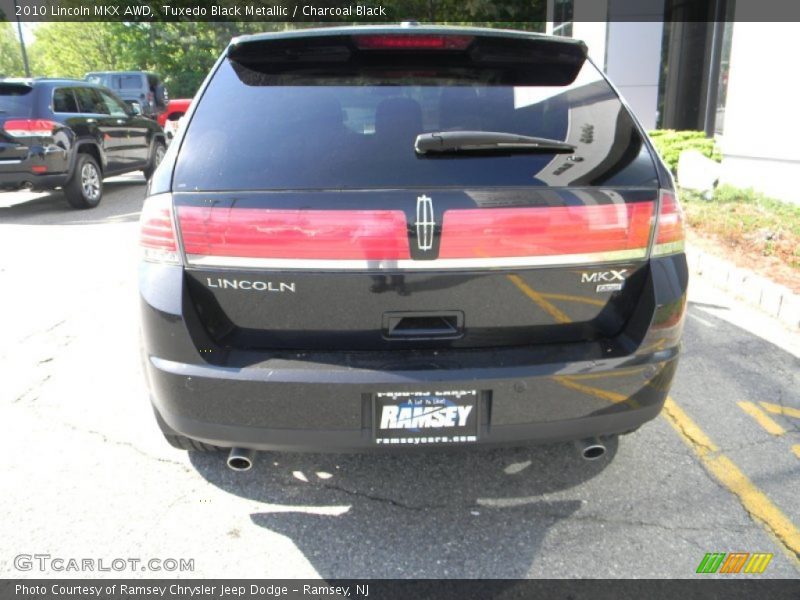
[
  {"x1": 652, "y1": 190, "x2": 686, "y2": 256},
  {"x1": 354, "y1": 35, "x2": 474, "y2": 50},
  {"x1": 3, "y1": 119, "x2": 57, "y2": 137},
  {"x1": 439, "y1": 201, "x2": 654, "y2": 261},
  {"x1": 178, "y1": 207, "x2": 410, "y2": 260},
  {"x1": 140, "y1": 194, "x2": 181, "y2": 264}
]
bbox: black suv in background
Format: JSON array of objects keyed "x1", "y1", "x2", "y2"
[
  {"x1": 0, "y1": 78, "x2": 166, "y2": 208},
  {"x1": 140, "y1": 26, "x2": 687, "y2": 468}
]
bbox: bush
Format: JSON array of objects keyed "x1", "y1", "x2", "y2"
[{"x1": 648, "y1": 130, "x2": 722, "y2": 175}]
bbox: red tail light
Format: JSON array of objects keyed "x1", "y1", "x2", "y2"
[
  {"x1": 178, "y1": 207, "x2": 410, "y2": 260},
  {"x1": 439, "y1": 202, "x2": 654, "y2": 261},
  {"x1": 140, "y1": 194, "x2": 180, "y2": 264},
  {"x1": 354, "y1": 35, "x2": 474, "y2": 50},
  {"x1": 652, "y1": 190, "x2": 686, "y2": 256},
  {"x1": 3, "y1": 119, "x2": 57, "y2": 137}
]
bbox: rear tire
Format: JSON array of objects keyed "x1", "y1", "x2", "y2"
[
  {"x1": 143, "y1": 140, "x2": 166, "y2": 180},
  {"x1": 162, "y1": 433, "x2": 223, "y2": 452},
  {"x1": 64, "y1": 153, "x2": 102, "y2": 209},
  {"x1": 154, "y1": 408, "x2": 222, "y2": 452}
]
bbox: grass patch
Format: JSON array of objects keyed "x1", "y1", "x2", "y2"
[{"x1": 681, "y1": 185, "x2": 800, "y2": 270}]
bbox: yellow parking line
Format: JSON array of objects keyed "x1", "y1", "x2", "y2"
[
  {"x1": 737, "y1": 401, "x2": 787, "y2": 436},
  {"x1": 792, "y1": 446, "x2": 800, "y2": 460},
  {"x1": 759, "y1": 402, "x2": 800, "y2": 420},
  {"x1": 663, "y1": 397, "x2": 800, "y2": 566},
  {"x1": 507, "y1": 275, "x2": 572, "y2": 324}
]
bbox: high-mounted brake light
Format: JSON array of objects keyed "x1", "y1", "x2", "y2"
[
  {"x1": 3, "y1": 119, "x2": 57, "y2": 137},
  {"x1": 652, "y1": 190, "x2": 686, "y2": 256},
  {"x1": 354, "y1": 35, "x2": 474, "y2": 50},
  {"x1": 140, "y1": 194, "x2": 181, "y2": 265}
]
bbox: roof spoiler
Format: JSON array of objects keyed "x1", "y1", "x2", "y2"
[{"x1": 227, "y1": 28, "x2": 588, "y2": 87}]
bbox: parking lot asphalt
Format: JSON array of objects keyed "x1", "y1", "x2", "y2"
[{"x1": 1, "y1": 178, "x2": 798, "y2": 579}]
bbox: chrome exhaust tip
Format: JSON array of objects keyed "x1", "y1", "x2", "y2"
[
  {"x1": 575, "y1": 437, "x2": 607, "y2": 461},
  {"x1": 227, "y1": 447, "x2": 255, "y2": 471}
]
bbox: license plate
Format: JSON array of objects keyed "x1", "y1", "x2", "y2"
[{"x1": 374, "y1": 390, "x2": 478, "y2": 445}]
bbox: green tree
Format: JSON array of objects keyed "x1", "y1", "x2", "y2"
[
  {"x1": 0, "y1": 22, "x2": 25, "y2": 78},
  {"x1": 29, "y1": 23, "x2": 132, "y2": 78},
  {"x1": 27, "y1": 22, "x2": 280, "y2": 97}
]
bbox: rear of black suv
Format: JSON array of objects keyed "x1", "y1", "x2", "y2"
[
  {"x1": 1, "y1": 78, "x2": 166, "y2": 207},
  {"x1": 0, "y1": 81, "x2": 71, "y2": 192},
  {"x1": 140, "y1": 26, "x2": 688, "y2": 456}
]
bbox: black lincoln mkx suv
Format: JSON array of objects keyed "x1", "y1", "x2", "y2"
[{"x1": 139, "y1": 25, "x2": 687, "y2": 470}]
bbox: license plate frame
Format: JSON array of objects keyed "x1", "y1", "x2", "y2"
[{"x1": 373, "y1": 389, "x2": 479, "y2": 446}]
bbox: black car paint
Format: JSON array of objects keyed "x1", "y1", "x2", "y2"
[
  {"x1": 0, "y1": 79, "x2": 165, "y2": 191},
  {"x1": 174, "y1": 187, "x2": 656, "y2": 352},
  {"x1": 140, "y1": 26, "x2": 688, "y2": 452},
  {"x1": 141, "y1": 253, "x2": 686, "y2": 451}
]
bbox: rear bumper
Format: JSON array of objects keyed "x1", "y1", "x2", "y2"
[
  {"x1": 141, "y1": 254, "x2": 687, "y2": 452},
  {"x1": 148, "y1": 350, "x2": 676, "y2": 452},
  {"x1": 0, "y1": 171, "x2": 69, "y2": 191},
  {"x1": 0, "y1": 149, "x2": 70, "y2": 191}
]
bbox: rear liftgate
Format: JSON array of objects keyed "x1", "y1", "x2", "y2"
[{"x1": 141, "y1": 30, "x2": 686, "y2": 448}]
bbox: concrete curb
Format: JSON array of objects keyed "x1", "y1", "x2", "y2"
[{"x1": 685, "y1": 244, "x2": 800, "y2": 330}]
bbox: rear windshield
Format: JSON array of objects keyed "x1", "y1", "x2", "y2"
[
  {"x1": 174, "y1": 41, "x2": 658, "y2": 191},
  {"x1": 0, "y1": 84, "x2": 34, "y2": 117}
]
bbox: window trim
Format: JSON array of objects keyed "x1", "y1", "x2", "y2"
[
  {"x1": 72, "y1": 86, "x2": 111, "y2": 116},
  {"x1": 51, "y1": 87, "x2": 81, "y2": 115}
]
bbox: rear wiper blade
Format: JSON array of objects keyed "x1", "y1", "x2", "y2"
[{"x1": 415, "y1": 131, "x2": 575, "y2": 155}]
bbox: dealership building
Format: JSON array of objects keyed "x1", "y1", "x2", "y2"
[{"x1": 547, "y1": 0, "x2": 800, "y2": 204}]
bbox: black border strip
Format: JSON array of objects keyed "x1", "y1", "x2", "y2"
[
  {"x1": 2, "y1": 579, "x2": 800, "y2": 600},
  {"x1": 5, "y1": 0, "x2": 800, "y2": 23}
]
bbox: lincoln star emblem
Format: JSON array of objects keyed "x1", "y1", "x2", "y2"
[{"x1": 415, "y1": 194, "x2": 435, "y2": 251}]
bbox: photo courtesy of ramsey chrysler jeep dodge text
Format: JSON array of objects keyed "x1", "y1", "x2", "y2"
[{"x1": 139, "y1": 25, "x2": 688, "y2": 471}]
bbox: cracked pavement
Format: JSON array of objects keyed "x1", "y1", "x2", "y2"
[{"x1": 1, "y1": 177, "x2": 799, "y2": 578}]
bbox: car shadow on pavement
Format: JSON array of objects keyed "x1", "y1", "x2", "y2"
[
  {"x1": 190, "y1": 439, "x2": 618, "y2": 578},
  {"x1": 0, "y1": 177, "x2": 145, "y2": 225}
]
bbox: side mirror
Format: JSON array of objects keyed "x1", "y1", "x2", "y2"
[{"x1": 129, "y1": 101, "x2": 143, "y2": 116}]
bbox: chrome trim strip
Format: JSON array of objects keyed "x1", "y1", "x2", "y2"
[
  {"x1": 652, "y1": 240, "x2": 685, "y2": 257},
  {"x1": 185, "y1": 248, "x2": 647, "y2": 270}
]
